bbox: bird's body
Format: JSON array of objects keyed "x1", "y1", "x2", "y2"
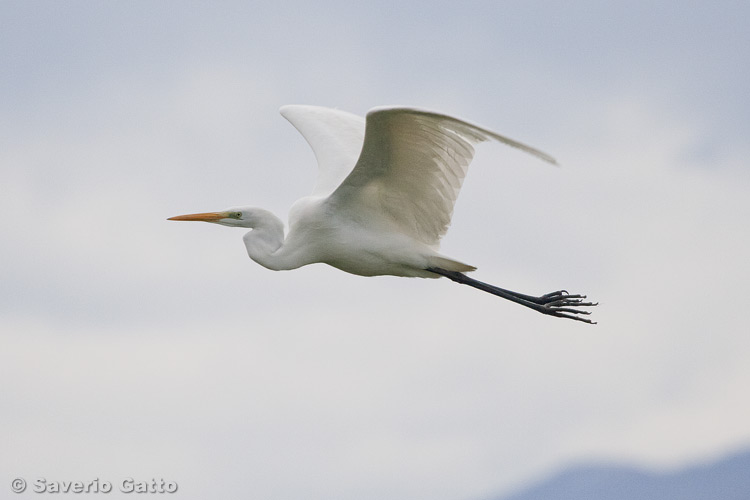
[
  {"x1": 246, "y1": 195, "x2": 471, "y2": 278},
  {"x1": 170, "y1": 105, "x2": 597, "y2": 323}
]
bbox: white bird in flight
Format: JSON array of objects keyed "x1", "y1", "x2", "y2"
[{"x1": 169, "y1": 105, "x2": 597, "y2": 323}]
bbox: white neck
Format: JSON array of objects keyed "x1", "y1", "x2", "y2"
[{"x1": 241, "y1": 210, "x2": 299, "y2": 271}]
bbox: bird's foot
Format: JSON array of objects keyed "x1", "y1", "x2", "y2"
[{"x1": 532, "y1": 290, "x2": 598, "y2": 324}]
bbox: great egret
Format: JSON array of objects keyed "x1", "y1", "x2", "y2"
[{"x1": 169, "y1": 105, "x2": 597, "y2": 323}]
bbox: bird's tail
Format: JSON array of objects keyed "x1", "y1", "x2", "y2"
[{"x1": 428, "y1": 256, "x2": 476, "y2": 273}]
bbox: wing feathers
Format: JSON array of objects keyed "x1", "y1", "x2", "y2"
[
  {"x1": 280, "y1": 105, "x2": 366, "y2": 197},
  {"x1": 331, "y1": 107, "x2": 556, "y2": 247},
  {"x1": 282, "y1": 105, "x2": 556, "y2": 248}
]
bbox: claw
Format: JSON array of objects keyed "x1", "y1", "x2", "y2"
[
  {"x1": 536, "y1": 289, "x2": 598, "y2": 323},
  {"x1": 564, "y1": 315, "x2": 597, "y2": 324},
  {"x1": 550, "y1": 307, "x2": 591, "y2": 315}
]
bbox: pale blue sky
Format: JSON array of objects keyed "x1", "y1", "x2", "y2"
[{"x1": 2, "y1": 2, "x2": 749, "y2": 499}]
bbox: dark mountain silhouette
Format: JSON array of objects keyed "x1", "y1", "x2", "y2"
[{"x1": 497, "y1": 448, "x2": 750, "y2": 500}]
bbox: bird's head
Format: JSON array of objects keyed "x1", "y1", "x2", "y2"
[{"x1": 167, "y1": 207, "x2": 256, "y2": 228}]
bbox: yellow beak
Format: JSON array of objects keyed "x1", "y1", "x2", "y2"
[{"x1": 167, "y1": 212, "x2": 227, "y2": 222}]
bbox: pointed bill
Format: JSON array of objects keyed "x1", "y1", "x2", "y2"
[{"x1": 167, "y1": 212, "x2": 227, "y2": 221}]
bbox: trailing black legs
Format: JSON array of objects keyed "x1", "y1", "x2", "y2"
[{"x1": 427, "y1": 267, "x2": 598, "y2": 324}]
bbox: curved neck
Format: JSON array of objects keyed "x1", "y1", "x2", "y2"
[{"x1": 241, "y1": 211, "x2": 298, "y2": 271}]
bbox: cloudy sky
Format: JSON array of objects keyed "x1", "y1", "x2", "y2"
[{"x1": 2, "y1": 1, "x2": 749, "y2": 499}]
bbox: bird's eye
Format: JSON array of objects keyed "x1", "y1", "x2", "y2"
[{"x1": 234, "y1": 212, "x2": 242, "y2": 218}]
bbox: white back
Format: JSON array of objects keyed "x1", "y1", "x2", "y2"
[{"x1": 280, "y1": 105, "x2": 365, "y2": 197}]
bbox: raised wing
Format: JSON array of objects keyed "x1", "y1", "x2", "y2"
[
  {"x1": 330, "y1": 106, "x2": 556, "y2": 247},
  {"x1": 280, "y1": 105, "x2": 366, "y2": 197}
]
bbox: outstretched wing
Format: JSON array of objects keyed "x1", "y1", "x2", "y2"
[
  {"x1": 330, "y1": 106, "x2": 557, "y2": 247},
  {"x1": 280, "y1": 105, "x2": 366, "y2": 197}
]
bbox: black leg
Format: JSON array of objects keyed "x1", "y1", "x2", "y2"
[{"x1": 427, "y1": 267, "x2": 598, "y2": 324}]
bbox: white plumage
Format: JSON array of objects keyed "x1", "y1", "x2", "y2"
[{"x1": 169, "y1": 105, "x2": 596, "y2": 323}]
